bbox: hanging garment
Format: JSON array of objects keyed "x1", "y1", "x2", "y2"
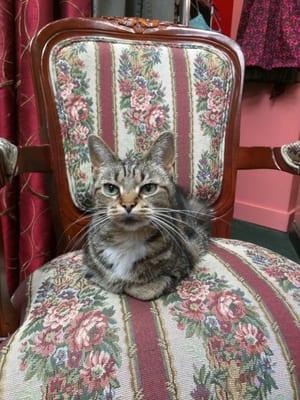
[
  {"x1": 237, "y1": 0, "x2": 300, "y2": 70},
  {"x1": 189, "y1": 0, "x2": 212, "y2": 30},
  {"x1": 237, "y1": 0, "x2": 300, "y2": 94},
  {"x1": 94, "y1": 0, "x2": 176, "y2": 21}
]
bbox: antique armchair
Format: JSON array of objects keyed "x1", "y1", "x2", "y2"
[{"x1": 0, "y1": 17, "x2": 299, "y2": 399}]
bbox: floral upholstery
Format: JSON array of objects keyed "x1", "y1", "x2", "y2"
[
  {"x1": 49, "y1": 37, "x2": 234, "y2": 209},
  {"x1": 1, "y1": 239, "x2": 299, "y2": 399}
]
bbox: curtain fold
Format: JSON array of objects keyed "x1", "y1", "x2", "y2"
[
  {"x1": 0, "y1": 0, "x2": 92, "y2": 294},
  {"x1": 0, "y1": 1, "x2": 19, "y2": 292}
]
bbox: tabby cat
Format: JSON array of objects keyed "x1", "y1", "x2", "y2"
[{"x1": 84, "y1": 132, "x2": 210, "y2": 300}]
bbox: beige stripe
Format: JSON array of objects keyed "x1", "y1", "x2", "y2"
[
  {"x1": 168, "y1": 47, "x2": 178, "y2": 182},
  {"x1": 151, "y1": 301, "x2": 180, "y2": 400},
  {"x1": 95, "y1": 41, "x2": 101, "y2": 137},
  {"x1": 111, "y1": 42, "x2": 118, "y2": 153},
  {"x1": 212, "y1": 247, "x2": 300, "y2": 400},
  {"x1": 183, "y1": 48, "x2": 194, "y2": 195},
  {"x1": 120, "y1": 296, "x2": 144, "y2": 400}
]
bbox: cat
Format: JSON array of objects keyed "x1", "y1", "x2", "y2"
[{"x1": 84, "y1": 132, "x2": 211, "y2": 300}]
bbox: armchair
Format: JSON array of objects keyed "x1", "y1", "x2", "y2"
[{"x1": 0, "y1": 17, "x2": 299, "y2": 399}]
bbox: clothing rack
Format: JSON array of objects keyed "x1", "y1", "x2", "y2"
[
  {"x1": 180, "y1": 0, "x2": 214, "y2": 27},
  {"x1": 180, "y1": 0, "x2": 191, "y2": 25}
]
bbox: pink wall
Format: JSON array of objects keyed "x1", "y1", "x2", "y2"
[
  {"x1": 231, "y1": 0, "x2": 300, "y2": 231},
  {"x1": 234, "y1": 84, "x2": 300, "y2": 231}
]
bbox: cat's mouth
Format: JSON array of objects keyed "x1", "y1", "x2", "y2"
[
  {"x1": 123, "y1": 215, "x2": 138, "y2": 224},
  {"x1": 114, "y1": 214, "x2": 149, "y2": 229}
]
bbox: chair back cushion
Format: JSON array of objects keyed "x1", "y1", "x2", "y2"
[{"x1": 49, "y1": 35, "x2": 235, "y2": 209}]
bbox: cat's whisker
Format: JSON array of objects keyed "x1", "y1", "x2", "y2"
[
  {"x1": 150, "y1": 215, "x2": 187, "y2": 247},
  {"x1": 149, "y1": 220, "x2": 166, "y2": 240},
  {"x1": 88, "y1": 216, "x2": 111, "y2": 233},
  {"x1": 91, "y1": 210, "x2": 109, "y2": 217},
  {"x1": 74, "y1": 217, "x2": 111, "y2": 253},
  {"x1": 150, "y1": 217, "x2": 184, "y2": 252},
  {"x1": 67, "y1": 234, "x2": 88, "y2": 253},
  {"x1": 153, "y1": 211, "x2": 197, "y2": 230},
  {"x1": 68, "y1": 214, "x2": 110, "y2": 251},
  {"x1": 65, "y1": 225, "x2": 90, "y2": 252},
  {"x1": 152, "y1": 207, "x2": 214, "y2": 218},
  {"x1": 57, "y1": 211, "x2": 94, "y2": 251},
  {"x1": 151, "y1": 213, "x2": 185, "y2": 233}
]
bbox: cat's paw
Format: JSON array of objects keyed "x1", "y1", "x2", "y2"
[{"x1": 124, "y1": 277, "x2": 171, "y2": 301}]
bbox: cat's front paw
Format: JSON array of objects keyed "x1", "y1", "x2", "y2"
[{"x1": 124, "y1": 277, "x2": 171, "y2": 301}]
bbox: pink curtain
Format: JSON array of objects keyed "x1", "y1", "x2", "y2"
[{"x1": 0, "y1": 0, "x2": 92, "y2": 294}]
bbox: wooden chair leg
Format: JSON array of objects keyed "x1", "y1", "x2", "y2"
[
  {"x1": 211, "y1": 209, "x2": 233, "y2": 238},
  {"x1": 0, "y1": 221, "x2": 19, "y2": 338}
]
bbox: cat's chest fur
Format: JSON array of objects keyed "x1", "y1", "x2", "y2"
[{"x1": 102, "y1": 237, "x2": 147, "y2": 281}]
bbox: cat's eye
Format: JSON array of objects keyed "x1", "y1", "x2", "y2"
[
  {"x1": 140, "y1": 183, "x2": 158, "y2": 196},
  {"x1": 103, "y1": 183, "x2": 120, "y2": 196}
]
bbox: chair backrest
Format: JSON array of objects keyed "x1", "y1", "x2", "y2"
[{"x1": 30, "y1": 17, "x2": 244, "y2": 252}]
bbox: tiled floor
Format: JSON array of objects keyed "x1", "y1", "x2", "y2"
[{"x1": 231, "y1": 219, "x2": 300, "y2": 264}]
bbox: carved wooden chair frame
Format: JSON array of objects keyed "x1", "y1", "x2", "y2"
[{"x1": 0, "y1": 17, "x2": 299, "y2": 337}]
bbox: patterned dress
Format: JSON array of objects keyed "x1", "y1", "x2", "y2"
[{"x1": 237, "y1": 0, "x2": 300, "y2": 90}]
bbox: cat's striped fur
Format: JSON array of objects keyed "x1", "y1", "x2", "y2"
[{"x1": 84, "y1": 132, "x2": 210, "y2": 300}]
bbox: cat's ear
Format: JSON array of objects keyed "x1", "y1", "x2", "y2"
[
  {"x1": 88, "y1": 134, "x2": 117, "y2": 169},
  {"x1": 146, "y1": 132, "x2": 175, "y2": 173}
]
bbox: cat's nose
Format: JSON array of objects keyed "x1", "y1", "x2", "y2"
[{"x1": 122, "y1": 203, "x2": 135, "y2": 213}]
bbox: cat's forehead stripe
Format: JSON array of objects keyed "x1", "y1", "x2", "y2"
[{"x1": 119, "y1": 160, "x2": 145, "y2": 183}]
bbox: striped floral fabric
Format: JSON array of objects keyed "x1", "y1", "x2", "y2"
[
  {"x1": 49, "y1": 37, "x2": 234, "y2": 209},
  {"x1": 1, "y1": 239, "x2": 299, "y2": 399}
]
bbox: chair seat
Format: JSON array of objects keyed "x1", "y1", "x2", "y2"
[{"x1": 1, "y1": 238, "x2": 299, "y2": 399}]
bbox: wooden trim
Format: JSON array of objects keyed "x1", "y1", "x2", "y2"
[
  {"x1": 17, "y1": 145, "x2": 52, "y2": 174},
  {"x1": 238, "y1": 146, "x2": 300, "y2": 174},
  {"x1": 0, "y1": 144, "x2": 51, "y2": 189}
]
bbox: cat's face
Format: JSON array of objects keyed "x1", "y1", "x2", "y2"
[{"x1": 88, "y1": 133, "x2": 176, "y2": 231}]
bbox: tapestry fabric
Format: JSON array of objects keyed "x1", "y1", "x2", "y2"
[
  {"x1": 49, "y1": 37, "x2": 234, "y2": 209},
  {"x1": 0, "y1": 239, "x2": 299, "y2": 399}
]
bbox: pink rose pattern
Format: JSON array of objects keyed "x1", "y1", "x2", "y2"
[
  {"x1": 18, "y1": 252, "x2": 121, "y2": 399},
  {"x1": 53, "y1": 44, "x2": 94, "y2": 209},
  {"x1": 164, "y1": 266, "x2": 278, "y2": 399},
  {"x1": 236, "y1": 241, "x2": 300, "y2": 305},
  {"x1": 118, "y1": 46, "x2": 170, "y2": 153},
  {"x1": 193, "y1": 53, "x2": 232, "y2": 204}
]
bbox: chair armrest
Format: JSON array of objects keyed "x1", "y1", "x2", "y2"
[
  {"x1": 0, "y1": 138, "x2": 52, "y2": 188},
  {"x1": 238, "y1": 141, "x2": 300, "y2": 175}
]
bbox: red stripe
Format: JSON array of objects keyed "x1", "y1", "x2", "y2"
[
  {"x1": 211, "y1": 242, "x2": 300, "y2": 380},
  {"x1": 98, "y1": 42, "x2": 115, "y2": 150},
  {"x1": 171, "y1": 48, "x2": 190, "y2": 194},
  {"x1": 127, "y1": 296, "x2": 169, "y2": 400}
]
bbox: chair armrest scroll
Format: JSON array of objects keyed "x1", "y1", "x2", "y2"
[
  {"x1": 280, "y1": 141, "x2": 300, "y2": 174},
  {"x1": 0, "y1": 139, "x2": 18, "y2": 187},
  {"x1": 238, "y1": 141, "x2": 300, "y2": 175},
  {"x1": 0, "y1": 138, "x2": 52, "y2": 188}
]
